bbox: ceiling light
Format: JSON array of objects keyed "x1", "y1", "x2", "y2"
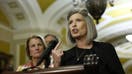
[{"x1": 126, "y1": 35, "x2": 132, "y2": 42}]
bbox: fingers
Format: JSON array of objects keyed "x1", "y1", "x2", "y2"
[
  {"x1": 54, "y1": 41, "x2": 62, "y2": 50},
  {"x1": 52, "y1": 48, "x2": 63, "y2": 56},
  {"x1": 51, "y1": 41, "x2": 63, "y2": 60}
]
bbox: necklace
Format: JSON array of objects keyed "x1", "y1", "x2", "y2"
[{"x1": 76, "y1": 48, "x2": 86, "y2": 62}]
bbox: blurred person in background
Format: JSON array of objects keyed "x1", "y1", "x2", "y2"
[
  {"x1": 44, "y1": 34, "x2": 59, "y2": 68},
  {"x1": 16, "y1": 35, "x2": 50, "y2": 71}
]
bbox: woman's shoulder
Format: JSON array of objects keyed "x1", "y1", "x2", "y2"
[
  {"x1": 93, "y1": 41, "x2": 115, "y2": 53},
  {"x1": 93, "y1": 41, "x2": 116, "y2": 55},
  {"x1": 16, "y1": 61, "x2": 32, "y2": 72},
  {"x1": 93, "y1": 41, "x2": 113, "y2": 47},
  {"x1": 16, "y1": 65, "x2": 26, "y2": 72}
]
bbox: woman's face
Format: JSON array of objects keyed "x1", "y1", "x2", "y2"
[
  {"x1": 29, "y1": 38, "x2": 44, "y2": 59},
  {"x1": 68, "y1": 13, "x2": 87, "y2": 39}
]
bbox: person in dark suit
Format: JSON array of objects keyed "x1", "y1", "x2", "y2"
[
  {"x1": 44, "y1": 34, "x2": 59, "y2": 46},
  {"x1": 44, "y1": 34, "x2": 59, "y2": 68},
  {"x1": 52, "y1": 9, "x2": 125, "y2": 74}
]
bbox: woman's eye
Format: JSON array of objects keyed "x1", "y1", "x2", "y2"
[
  {"x1": 69, "y1": 20, "x2": 72, "y2": 24},
  {"x1": 31, "y1": 44, "x2": 35, "y2": 48},
  {"x1": 38, "y1": 43, "x2": 42, "y2": 46},
  {"x1": 76, "y1": 19, "x2": 82, "y2": 22}
]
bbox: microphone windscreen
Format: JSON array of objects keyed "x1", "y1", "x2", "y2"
[{"x1": 36, "y1": 40, "x2": 58, "y2": 66}]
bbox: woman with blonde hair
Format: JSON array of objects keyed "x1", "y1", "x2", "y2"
[
  {"x1": 16, "y1": 35, "x2": 49, "y2": 71},
  {"x1": 52, "y1": 9, "x2": 125, "y2": 74}
]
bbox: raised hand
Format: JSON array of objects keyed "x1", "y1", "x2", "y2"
[{"x1": 51, "y1": 41, "x2": 63, "y2": 67}]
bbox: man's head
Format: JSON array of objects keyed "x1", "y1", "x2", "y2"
[{"x1": 44, "y1": 34, "x2": 58, "y2": 46}]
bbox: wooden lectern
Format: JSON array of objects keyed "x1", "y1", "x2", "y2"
[{"x1": 2, "y1": 65, "x2": 84, "y2": 74}]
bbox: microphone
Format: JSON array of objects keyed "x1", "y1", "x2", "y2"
[{"x1": 36, "y1": 40, "x2": 58, "y2": 66}]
